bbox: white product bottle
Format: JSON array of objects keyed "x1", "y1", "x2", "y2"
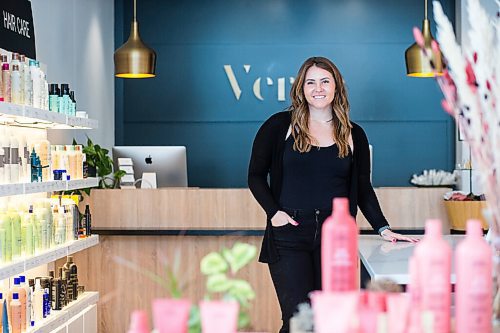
[
  {"x1": 23, "y1": 58, "x2": 32, "y2": 107},
  {"x1": 32, "y1": 279, "x2": 44, "y2": 324},
  {"x1": 1, "y1": 128, "x2": 11, "y2": 184},
  {"x1": 29, "y1": 60, "x2": 39, "y2": 109},
  {"x1": 0, "y1": 147, "x2": 5, "y2": 185},
  {"x1": 10, "y1": 64, "x2": 21, "y2": 105},
  {"x1": 18, "y1": 135, "x2": 28, "y2": 182},
  {"x1": 9, "y1": 134, "x2": 19, "y2": 183}
]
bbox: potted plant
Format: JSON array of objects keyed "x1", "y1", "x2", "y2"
[{"x1": 72, "y1": 137, "x2": 126, "y2": 195}]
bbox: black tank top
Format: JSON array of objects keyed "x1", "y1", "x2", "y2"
[{"x1": 279, "y1": 136, "x2": 352, "y2": 210}]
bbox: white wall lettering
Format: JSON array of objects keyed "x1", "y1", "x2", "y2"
[{"x1": 224, "y1": 65, "x2": 295, "y2": 102}]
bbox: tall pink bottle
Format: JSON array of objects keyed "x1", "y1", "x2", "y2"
[
  {"x1": 321, "y1": 197, "x2": 358, "y2": 291},
  {"x1": 455, "y1": 219, "x2": 492, "y2": 333},
  {"x1": 413, "y1": 219, "x2": 451, "y2": 333}
]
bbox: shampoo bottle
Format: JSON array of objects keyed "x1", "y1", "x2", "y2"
[
  {"x1": 2, "y1": 60, "x2": 10, "y2": 103},
  {"x1": 33, "y1": 279, "x2": 43, "y2": 323},
  {"x1": 413, "y1": 219, "x2": 451, "y2": 333},
  {"x1": 19, "y1": 275, "x2": 31, "y2": 331},
  {"x1": 10, "y1": 64, "x2": 21, "y2": 105},
  {"x1": 10, "y1": 292, "x2": 21, "y2": 333},
  {"x1": 321, "y1": 197, "x2": 358, "y2": 291},
  {"x1": 455, "y1": 219, "x2": 492, "y2": 333}
]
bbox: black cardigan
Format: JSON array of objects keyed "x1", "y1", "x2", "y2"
[{"x1": 248, "y1": 111, "x2": 390, "y2": 263}]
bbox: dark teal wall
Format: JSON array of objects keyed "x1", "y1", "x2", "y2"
[{"x1": 115, "y1": 0, "x2": 455, "y2": 188}]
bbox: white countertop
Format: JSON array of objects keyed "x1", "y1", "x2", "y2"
[{"x1": 358, "y1": 235, "x2": 465, "y2": 284}]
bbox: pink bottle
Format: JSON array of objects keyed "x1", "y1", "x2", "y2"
[
  {"x1": 413, "y1": 219, "x2": 451, "y2": 333},
  {"x1": 127, "y1": 310, "x2": 150, "y2": 333},
  {"x1": 321, "y1": 197, "x2": 358, "y2": 291},
  {"x1": 455, "y1": 219, "x2": 492, "y2": 333}
]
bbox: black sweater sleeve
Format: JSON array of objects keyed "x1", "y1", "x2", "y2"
[
  {"x1": 355, "y1": 125, "x2": 390, "y2": 232},
  {"x1": 248, "y1": 116, "x2": 281, "y2": 220}
]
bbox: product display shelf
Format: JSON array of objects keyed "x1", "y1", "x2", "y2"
[
  {"x1": 0, "y1": 102, "x2": 98, "y2": 129},
  {"x1": 0, "y1": 235, "x2": 99, "y2": 280},
  {"x1": 0, "y1": 177, "x2": 99, "y2": 197},
  {"x1": 29, "y1": 291, "x2": 99, "y2": 333}
]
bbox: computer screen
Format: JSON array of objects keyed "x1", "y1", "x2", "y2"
[{"x1": 112, "y1": 146, "x2": 188, "y2": 187}]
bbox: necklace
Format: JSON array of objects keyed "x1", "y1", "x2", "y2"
[{"x1": 310, "y1": 117, "x2": 333, "y2": 123}]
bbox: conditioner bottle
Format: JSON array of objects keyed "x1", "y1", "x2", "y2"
[
  {"x1": 321, "y1": 197, "x2": 358, "y2": 291},
  {"x1": 413, "y1": 219, "x2": 451, "y2": 333},
  {"x1": 455, "y1": 219, "x2": 492, "y2": 333}
]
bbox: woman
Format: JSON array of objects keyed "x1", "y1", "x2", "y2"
[{"x1": 248, "y1": 56, "x2": 416, "y2": 333}]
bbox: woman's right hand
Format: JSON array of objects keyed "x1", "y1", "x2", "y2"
[{"x1": 271, "y1": 211, "x2": 299, "y2": 227}]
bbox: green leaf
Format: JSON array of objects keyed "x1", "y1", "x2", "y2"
[
  {"x1": 228, "y1": 279, "x2": 255, "y2": 302},
  {"x1": 237, "y1": 311, "x2": 251, "y2": 329},
  {"x1": 206, "y1": 273, "x2": 232, "y2": 293},
  {"x1": 72, "y1": 138, "x2": 78, "y2": 145},
  {"x1": 200, "y1": 252, "x2": 228, "y2": 275},
  {"x1": 225, "y1": 242, "x2": 257, "y2": 274},
  {"x1": 188, "y1": 306, "x2": 201, "y2": 333}
]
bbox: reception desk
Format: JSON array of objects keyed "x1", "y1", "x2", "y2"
[{"x1": 65, "y1": 187, "x2": 450, "y2": 333}]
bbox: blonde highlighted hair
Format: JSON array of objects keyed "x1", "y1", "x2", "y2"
[{"x1": 289, "y1": 56, "x2": 352, "y2": 157}]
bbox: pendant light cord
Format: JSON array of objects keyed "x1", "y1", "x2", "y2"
[
  {"x1": 133, "y1": 0, "x2": 137, "y2": 22},
  {"x1": 424, "y1": 0, "x2": 428, "y2": 20}
]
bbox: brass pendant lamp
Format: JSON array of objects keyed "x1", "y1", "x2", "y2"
[
  {"x1": 405, "y1": 0, "x2": 443, "y2": 77},
  {"x1": 114, "y1": 0, "x2": 156, "y2": 78}
]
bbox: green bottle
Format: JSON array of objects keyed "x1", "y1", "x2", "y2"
[
  {"x1": 0, "y1": 214, "x2": 12, "y2": 262},
  {"x1": 9, "y1": 211, "x2": 22, "y2": 258},
  {"x1": 26, "y1": 222, "x2": 34, "y2": 256},
  {"x1": 0, "y1": 228, "x2": 6, "y2": 262}
]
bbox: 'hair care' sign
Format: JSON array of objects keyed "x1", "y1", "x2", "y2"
[{"x1": 0, "y1": 0, "x2": 36, "y2": 59}]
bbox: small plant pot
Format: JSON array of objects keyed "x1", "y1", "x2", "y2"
[
  {"x1": 152, "y1": 298, "x2": 191, "y2": 333},
  {"x1": 200, "y1": 300, "x2": 239, "y2": 333}
]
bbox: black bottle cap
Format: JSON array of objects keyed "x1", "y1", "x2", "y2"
[
  {"x1": 69, "y1": 91, "x2": 75, "y2": 102},
  {"x1": 49, "y1": 84, "x2": 60, "y2": 95},
  {"x1": 60, "y1": 83, "x2": 70, "y2": 95}
]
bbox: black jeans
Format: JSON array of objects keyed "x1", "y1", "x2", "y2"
[{"x1": 268, "y1": 208, "x2": 331, "y2": 333}]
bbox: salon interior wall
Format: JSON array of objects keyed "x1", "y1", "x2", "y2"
[
  {"x1": 455, "y1": 0, "x2": 496, "y2": 195},
  {"x1": 30, "y1": 0, "x2": 115, "y2": 151},
  {"x1": 115, "y1": 0, "x2": 456, "y2": 188}
]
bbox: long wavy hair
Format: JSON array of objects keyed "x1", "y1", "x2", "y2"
[{"x1": 289, "y1": 56, "x2": 352, "y2": 157}]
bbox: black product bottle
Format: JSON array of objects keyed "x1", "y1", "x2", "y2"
[
  {"x1": 48, "y1": 83, "x2": 60, "y2": 112},
  {"x1": 41, "y1": 275, "x2": 53, "y2": 306},
  {"x1": 84, "y1": 205, "x2": 91, "y2": 236},
  {"x1": 69, "y1": 257, "x2": 78, "y2": 300},
  {"x1": 62, "y1": 257, "x2": 73, "y2": 302},
  {"x1": 51, "y1": 276, "x2": 62, "y2": 310}
]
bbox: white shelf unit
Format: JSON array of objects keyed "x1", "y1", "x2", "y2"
[
  {"x1": 0, "y1": 98, "x2": 100, "y2": 332},
  {"x1": 0, "y1": 102, "x2": 98, "y2": 129},
  {"x1": 0, "y1": 178, "x2": 99, "y2": 197},
  {"x1": 0, "y1": 235, "x2": 99, "y2": 280},
  {"x1": 29, "y1": 291, "x2": 99, "y2": 333}
]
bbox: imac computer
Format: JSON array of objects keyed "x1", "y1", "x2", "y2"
[{"x1": 112, "y1": 146, "x2": 188, "y2": 188}]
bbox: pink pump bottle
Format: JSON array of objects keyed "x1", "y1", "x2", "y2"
[
  {"x1": 413, "y1": 219, "x2": 451, "y2": 333},
  {"x1": 455, "y1": 219, "x2": 492, "y2": 333},
  {"x1": 321, "y1": 197, "x2": 358, "y2": 291}
]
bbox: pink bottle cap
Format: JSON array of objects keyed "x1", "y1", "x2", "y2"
[
  {"x1": 424, "y1": 219, "x2": 442, "y2": 238},
  {"x1": 128, "y1": 310, "x2": 150, "y2": 333},
  {"x1": 466, "y1": 219, "x2": 483, "y2": 237}
]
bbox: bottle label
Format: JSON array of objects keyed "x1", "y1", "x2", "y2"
[
  {"x1": 11, "y1": 148, "x2": 19, "y2": 165},
  {"x1": 3, "y1": 147, "x2": 10, "y2": 164}
]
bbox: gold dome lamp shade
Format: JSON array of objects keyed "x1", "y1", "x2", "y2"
[
  {"x1": 405, "y1": 0, "x2": 444, "y2": 77},
  {"x1": 114, "y1": 0, "x2": 156, "y2": 78}
]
